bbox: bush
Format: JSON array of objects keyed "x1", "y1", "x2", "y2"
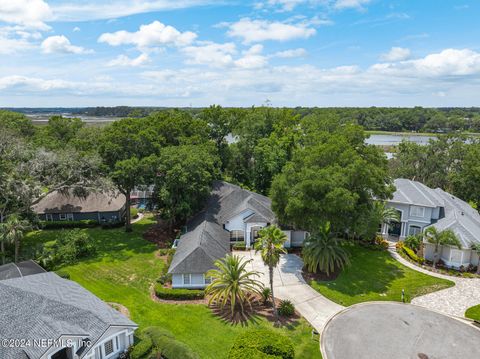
[
  {"x1": 40, "y1": 220, "x2": 98, "y2": 229},
  {"x1": 232, "y1": 241, "x2": 246, "y2": 250},
  {"x1": 402, "y1": 246, "x2": 425, "y2": 265},
  {"x1": 39, "y1": 229, "x2": 96, "y2": 270},
  {"x1": 131, "y1": 326, "x2": 199, "y2": 359},
  {"x1": 154, "y1": 284, "x2": 204, "y2": 300},
  {"x1": 374, "y1": 235, "x2": 389, "y2": 250},
  {"x1": 55, "y1": 270, "x2": 70, "y2": 279},
  {"x1": 101, "y1": 221, "x2": 125, "y2": 229},
  {"x1": 261, "y1": 287, "x2": 271, "y2": 304},
  {"x1": 278, "y1": 300, "x2": 295, "y2": 317},
  {"x1": 404, "y1": 235, "x2": 422, "y2": 252},
  {"x1": 130, "y1": 207, "x2": 139, "y2": 219},
  {"x1": 229, "y1": 329, "x2": 294, "y2": 359}
]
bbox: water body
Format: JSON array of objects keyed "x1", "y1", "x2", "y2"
[{"x1": 366, "y1": 134, "x2": 435, "y2": 146}]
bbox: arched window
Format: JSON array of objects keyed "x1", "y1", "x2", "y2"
[{"x1": 408, "y1": 225, "x2": 422, "y2": 236}]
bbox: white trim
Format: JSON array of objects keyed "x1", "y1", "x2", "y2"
[
  {"x1": 59, "y1": 213, "x2": 67, "y2": 221},
  {"x1": 409, "y1": 205, "x2": 425, "y2": 218},
  {"x1": 183, "y1": 274, "x2": 191, "y2": 285},
  {"x1": 45, "y1": 213, "x2": 53, "y2": 221}
]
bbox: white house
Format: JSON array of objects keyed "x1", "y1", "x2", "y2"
[
  {"x1": 384, "y1": 178, "x2": 480, "y2": 268},
  {"x1": 168, "y1": 181, "x2": 307, "y2": 289},
  {"x1": 0, "y1": 261, "x2": 137, "y2": 359}
]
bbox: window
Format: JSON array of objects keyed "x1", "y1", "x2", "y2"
[
  {"x1": 95, "y1": 347, "x2": 103, "y2": 359},
  {"x1": 183, "y1": 274, "x2": 191, "y2": 285},
  {"x1": 45, "y1": 214, "x2": 53, "y2": 222},
  {"x1": 59, "y1": 213, "x2": 67, "y2": 221},
  {"x1": 230, "y1": 230, "x2": 245, "y2": 242},
  {"x1": 408, "y1": 225, "x2": 422, "y2": 236},
  {"x1": 204, "y1": 275, "x2": 211, "y2": 285},
  {"x1": 104, "y1": 339, "x2": 114, "y2": 356},
  {"x1": 410, "y1": 206, "x2": 425, "y2": 217},
  {"x1": 66, "y1": 213, "x2": 74, "y2": 221}
]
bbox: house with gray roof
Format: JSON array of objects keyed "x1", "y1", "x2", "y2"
[
  {"x1": 168, "y1": 181, "x2": 307, "y2": 289},
  {"x1": 0, "y1": 263, "x2": 137, "y2": 359},
  {"x1": 383, "y1": 178, "x2": 480, "y2": 268},
  {"x1": 32, "y1": 190, "x2": 126, "y2": 223}
]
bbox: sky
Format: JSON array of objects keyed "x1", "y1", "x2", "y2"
[{"x1": 1, "y1": 0, "x2": 480, "y2": 108}]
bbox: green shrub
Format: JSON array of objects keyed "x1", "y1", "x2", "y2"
[
  {"x1": 261, "y1": 287, "x2": 271, "y2": 304},
  {"x1": 232, "y1": 241, "x2": 246, "y2": 250},
  {"x1": 40, "y1": 220, "x2": 98, "y2": 229},
  {"x1": 130, "y1": 207, "x2": 139, "y2": 219},
  {"x1": 39, "y1": 229, "x2": 96, "y2": 270},
  {"x1": 278, "y1": 300, "x2": 295, "y2": 317},
  {"x1": 374, "y1": 235, "x2": 389, "y2": 250},
  {"x1": 154, "y1": 284, "x2": 204, "y2": 300},
  {"x1": 404, "y1": 235, "x2": 422, "y2": 252},
  {"x1": 101, "y1": 221, "x2": 125, "y2": 229},
  {"x1": 55, "y1": 270, "x2": 70, "y2": 279},
  {"x1": 156, "y1": 335, "x2": 200, "y2": 359},
  {"x1": 130, "y1": 337, "x2": 153, "y2": 359},
  {"x1": 402, "y1": 246, "x2": 425, "y2": 265},
  {"x1": 228, "y1": 329, "x2": 294, "y2": 359}
]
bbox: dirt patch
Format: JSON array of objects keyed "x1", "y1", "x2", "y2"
[
  {"x1": 143, "y1": 217, "x2": 179, "y2": 248},
  {"x1": 302, "y1": 267, "x2": 341, "y2": 282},
  {"x1": 107, "y1": 302, "x2": 131, "y2": 318}
]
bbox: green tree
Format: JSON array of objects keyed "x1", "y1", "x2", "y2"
[
  {"x1": 0, "y1": 110, "x2": 35, "y2": 138},
  {"x1": 254, "y1": 225, "x2": 287, "y2": 322},
  {"x1": 206, "y1": 254, "x2": 263, "y2": 317},
  {"x1": 302, "y1": 222, "x2": 350, "y2": 276},
  {"x1": 0, "y1": 214, "x2": 31, "y2": 263},
  {"x1": 424, "y1": 227, "x2": 461, "y2": 267},
  {"x1": 451, "y1": 142, "x2": 480, "y2": 206}
]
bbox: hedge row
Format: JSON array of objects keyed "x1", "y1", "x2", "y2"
[
  {"x1": 232, "y1": 241, "x2": 247, "y2": 250},
  {"x1": 40, "y1": 220, "x2": 98, "y2": 229},
  {"x1": 402, "y1": 246, "x2": 425, "y2": 264},
  {"x1": 154, "y1": 284, "x2": 205, "y2": 300},
  {"x1": 229, "y1": 329, "x2": 294, "y2": 359}
]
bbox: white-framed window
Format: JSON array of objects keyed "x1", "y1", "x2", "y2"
[
  {"x1": 104, "y1": 339, "x2": 114, "y2": 356},
  {"x1": 95, "y1": 346, "x2": 103, "y2": 359},
  {"x1": 45, "y1": 214, "x2": 53, "y2": 221},
  {"x1": 204, "y1": 275, "x2": 212, "y2": 285},
  {"x1": 230, "y1": 230, "x2": 245, "y2": 242},
  {"x1": 410, "y1": 206, "x2": 425, "y2": 218},
  {"x1": 408, "y1": 225, "x2": 422, "y2": 236},
  {"x1": 183, "y1": 274, "x2": 191, "y2": 285},
  {"x1": 66, "y1": 213, "x2": 74, "y2": 221},
  {"x1": 59, "y1": 213, "x2": 67, "y2": 221}
]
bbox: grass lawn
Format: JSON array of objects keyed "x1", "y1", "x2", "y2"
[
  {"x1": 465, "y1": 304, "x2": 480, "y2": 321},
  {"x1": 308, "y1": 244, "x2": 454, "y2": 306},
  {"x1": 24, "y1": 216, "x2": 321, "y2": 359}
]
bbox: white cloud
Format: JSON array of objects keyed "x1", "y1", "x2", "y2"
[
  {"x1": 334, "y1": 0, "x2": 370, "y2": 10},
  {"x1": 41, "y1": 35, "x2": 93, "y2": 54},
  {"x1": 50, "y1": 0, "x2": 213, "y2": 22},
  {"x1": 235, "y1": 44, "x2": 268, "y2": 69},
  {"x1": 107, "y1": 53, "x2": 150, "y2": 67},
  {"x1": 182, "y1": 42, "x2": 236, "y2": 67},
  {"x1": 259, "y1": 0, "x2": 307, "y2": 11},
  {"x1": 226, "y1": 18, "x2": 316, "y2": 44},
  {"x1": 73, "y1": 26, "x2": 80, "y2": 32},
  {"x1": 380, "y1": 47, "x2": 411, "y2": 62},
  {"x1": 98, "y1": 21, "x2": 197, "y2": 50},
  {"x1": 273, "y1": 48, "x2": 307, "y2": 58},
  {"x1": 0, "y1": 0, "x2": 52, "y2": 30}
]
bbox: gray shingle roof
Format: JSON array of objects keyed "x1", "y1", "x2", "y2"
[
  {"x1": 32, "y1": 190, "x2": 125, "y2": 214},
  {"x1": 0, "y1": 272, "x2": 137, "y2": 359},
  {"x1": 392, "y1": 179, "x2": 444, "y2": 208},
  {"x1": 168, "y1": 181, "x2": 276, "y2": 274},
  {"x1": 0, "y1": 260, "x2": 46, "y2": 281},
  {"x1": 429, "y1": 189, "x2": 480, "y2": 248}
]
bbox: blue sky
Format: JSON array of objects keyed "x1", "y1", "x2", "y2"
[{"x1": 1, "y1": 0, "x2": 479, "y2": 107}]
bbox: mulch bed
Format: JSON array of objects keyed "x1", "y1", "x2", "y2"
[{"x1": 143, "y1": 217, "x2": 179, "y2": 248}]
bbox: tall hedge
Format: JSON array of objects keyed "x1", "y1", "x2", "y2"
[{"x1": 228, "y1": 329, "x2": 294, "y2": 359}]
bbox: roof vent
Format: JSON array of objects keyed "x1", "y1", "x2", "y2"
[{"x1": 461, "y1": 211, "x2": 464, "y2": 216}]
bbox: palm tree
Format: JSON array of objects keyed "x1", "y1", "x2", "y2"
[
  {"x1": 470, "y1": 243, "x2": 480, "y2": 274},
  {"x1": 205, "y1": 254, "x2": 263, "y2": 317},
  {"x1": 424, "y1": 227, "x2": 461, "y2": 268},
  {"x1": 254, "y1": 225, "x2": 287, "y2": 322},
  {"x1": 302, "y1": 222, "x2": 350, "y2": 276},
  {"x1": 1, "y1": 214, "x2": 31, "y2": 263},
  {"x1": 381, "y1": 206, "x2": 401, "y2": 226}
]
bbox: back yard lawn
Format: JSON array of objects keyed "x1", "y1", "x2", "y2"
[
  {"x1": 25, "y1": 216, "x2": 321, "y2": 359},
  {"x1": 309, "y1": 244, "x2": 454, "y2": 307}
]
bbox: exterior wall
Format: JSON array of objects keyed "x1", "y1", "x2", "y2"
[
  {"x1": 386, "y1": 202, "x2": 435, "y2": 239},
  {"x1": 39, "y1": 210, "x2": 123, "y2": 222},
  {"x1": 424, "y1": 243, "x2": 475, "y2": 268},
  {"x1": 172, "y1": 273, "x2": 209, "y2": 289},
  {"x1": 224, "y1": 210, "x2": 253, "y2": 232},
  {"x1": 283, "y1": 230, "x2": 292, "y2": 248}
]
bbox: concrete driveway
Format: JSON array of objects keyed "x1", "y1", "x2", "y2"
[
  {"x1": 321, "y1": 302, "x2": 480, "y2": 359},
  {"x1": 234, "y1": 250, "x2": 344, "y2": 332}
]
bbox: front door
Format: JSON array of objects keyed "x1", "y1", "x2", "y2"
[
  {"x1": 250, "y1": 226, "x2": 262, "y2": 247},
  {"x1": 388, "y1": 221, "x2": 402, "y2": 237}
]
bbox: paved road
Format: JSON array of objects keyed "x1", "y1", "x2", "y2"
[
  {"x1": 234, "y1": 250, "x2": 344, "y2": 332},
  {"x1": 389, "y1": 246, "x2": 480, "y2": 318}
]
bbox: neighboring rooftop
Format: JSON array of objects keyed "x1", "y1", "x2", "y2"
[
  {"x1": 391, "y1": 178, "x2": 444, "y2": 208},
  {"x1": 32, "y1": 189, "x2": 125, "y2": 214},
  {"x1": 0, "y1": 272, "x2": 136, "y2": 359},
  {"x1": 168, "y1": 181, "x2": 276, "y2": 274},
  {"x1": 0, "y1": 260, "x2": 46, "y2": 281}
]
